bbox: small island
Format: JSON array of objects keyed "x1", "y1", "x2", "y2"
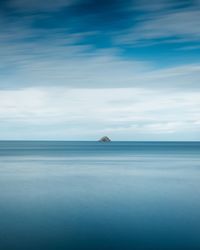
[{"x1": 99, "y1": 136, "x2": 111, "y2": 142}]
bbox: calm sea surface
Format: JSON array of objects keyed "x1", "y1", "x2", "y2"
[{"x1": 0, "y1": 141, "x2": 200, "y2": 250}]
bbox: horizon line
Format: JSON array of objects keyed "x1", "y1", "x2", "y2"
[{"x1": 0, "y1": 140, "x2": 200, "y2": 142}]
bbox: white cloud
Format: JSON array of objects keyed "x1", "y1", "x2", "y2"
[{"x1": 0, "y1": 87, "x2": 199, "y2": 140}]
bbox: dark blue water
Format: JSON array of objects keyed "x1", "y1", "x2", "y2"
[{"x1": 0, "y1": 141, "x2": 200, "y2": 250}]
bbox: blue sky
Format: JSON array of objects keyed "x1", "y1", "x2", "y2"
[{"x1": 0, "y1": 0, "x2": 200, "y2": 140}]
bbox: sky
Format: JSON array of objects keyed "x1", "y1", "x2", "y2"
[{"x1": 0, "y1": 0, "x2": 200, "y2": 140}]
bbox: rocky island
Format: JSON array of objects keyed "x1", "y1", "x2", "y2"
[{"x1": 99, "y1": 136, "x2": 111, "y2": 142}]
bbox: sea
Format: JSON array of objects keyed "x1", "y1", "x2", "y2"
[{"x1": 0, "y1": 141, "x2": 200, "y2": 250}]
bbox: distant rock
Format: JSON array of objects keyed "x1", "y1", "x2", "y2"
[{"x1": 99, "y1": 136, "x2": 111, "y2": 142}]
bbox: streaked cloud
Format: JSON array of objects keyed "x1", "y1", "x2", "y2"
[
  {"x1": 1, "y1": 46, "x2": 200, "y2": 90},
  {"x1": 119, "y1": 8, "x2": 200, "y2": 45},
  {"x1": 8, "y1": 0, "x2": 75, "y2": 11}
]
